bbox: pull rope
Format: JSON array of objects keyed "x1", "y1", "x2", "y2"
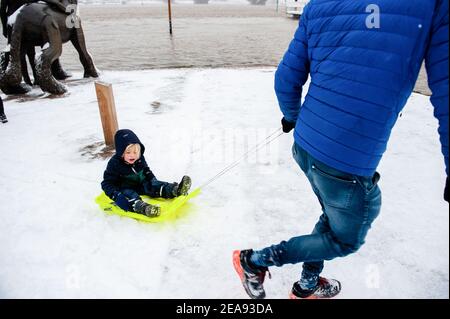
[{"x1": 199, "y1": 127, "x2": 284, "y2": 190}]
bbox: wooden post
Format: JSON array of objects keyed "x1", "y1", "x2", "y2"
[
  {"x1": 95, "y1": 81, "x2": 118, "y2": 147},
  {"x1": 168, "y1": 0, "x2": 173, "y2": 35}
]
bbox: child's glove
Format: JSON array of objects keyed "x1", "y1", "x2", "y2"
[{"x1": 281, "y1": 117, "x2": 296, "y2": 133}]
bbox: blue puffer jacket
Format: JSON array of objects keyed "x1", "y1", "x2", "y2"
[{"x1": 275, "y1": 0, "x2": 449, "y2": 177}]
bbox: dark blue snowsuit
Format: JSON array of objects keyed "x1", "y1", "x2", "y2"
[{"x1": 101, "y1": 129, "x2": 177, "y2": 212}]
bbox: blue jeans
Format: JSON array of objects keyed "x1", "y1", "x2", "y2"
[{"x1": 250, "y1": 142, "x2": 382, "y2": 289}]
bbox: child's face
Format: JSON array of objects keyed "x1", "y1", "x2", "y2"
[{"x1": 123, "y1": 147, "x2": 140, "y2": 165}]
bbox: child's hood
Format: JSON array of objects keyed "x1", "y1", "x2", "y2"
[{"x1": 114, "y1": 129, "x2": 146, "y2": 158}]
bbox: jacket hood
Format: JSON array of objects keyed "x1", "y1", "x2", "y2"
[{"x1": 114, "y1": 129, "x2": 146, "y2": 158}]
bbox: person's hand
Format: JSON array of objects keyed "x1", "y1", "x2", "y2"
[
  {"x1": 281, "y1": 117, "x2": 296, "y2": 133},
  {"x1": 444, "y1": 177, "x2": 449, "y2": 203}
]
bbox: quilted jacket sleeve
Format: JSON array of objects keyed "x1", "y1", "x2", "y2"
[
  {"x1": 425, "y1": 0, "x2": 449, "y2": 175},
  {"x1": 275, "y1": 10, "x2": 310, "y2": 123}
]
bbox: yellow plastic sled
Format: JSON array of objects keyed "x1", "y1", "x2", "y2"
[{"x1": 95, "y1": 188, "x2": 201, "y2": 223}]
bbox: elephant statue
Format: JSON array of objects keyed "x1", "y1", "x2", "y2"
[
  {"x1": 1, "y1": 0, "x2": 72, "y2": 93},
  {"x1": 0, "y1": 0, "x2": 99, "y2": 95}
]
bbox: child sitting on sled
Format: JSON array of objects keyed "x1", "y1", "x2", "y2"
[{"x1": 101, "y1": 129, "x2": 192, "y2": 217}]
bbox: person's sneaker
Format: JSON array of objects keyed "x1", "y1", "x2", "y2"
[
  {"x1": 175, "y1": 175, "x2": 192, "y2": 196},
  {"x1": 133, "y1": 200, "x2": 161, "y2": 217},
  {"x1": 0, "y1": 114, "x2": 7, "y2": 123},
  {"x1": 232, "y1": 249, "x2": 271, "y2": 299},
  {"x1": 289, "y1": 277, "x2": 341, "y2": 299}
]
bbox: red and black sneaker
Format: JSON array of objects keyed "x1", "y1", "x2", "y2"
[
  {"x1": 233, "y1": 250, "x2": 271, "y2": 299},
  {"x1": 289, "y1": 277, "x2": 341, "y2": 299}
]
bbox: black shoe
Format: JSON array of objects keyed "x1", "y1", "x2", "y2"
[
  {"x1": 133, "y1": 200, "x2": 161, "y2": 217},
  {"x1": 233, "y1": 249, "x2": 271, "y2": 299},
  {"x1": 175, "y1": 175, "x2": 192, "y2": 196},
  {"x1": 0, "y1": 113, "x2": 7, "y2": 123},
  {"x1": 289, "y1": 277, "x2": 341, "y2": 299}
]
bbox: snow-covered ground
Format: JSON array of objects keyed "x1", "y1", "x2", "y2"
[{"x1": 0, "y1": 69, "x2": 448, "y2": 298}]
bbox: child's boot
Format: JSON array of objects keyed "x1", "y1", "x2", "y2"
[
  {"x1": 173, "y1": 175, "x2": 192, "y2": 196},
  {"x1": 0, "y1": 113, "x2": 7, "y2": 123},
  {"x1": 133, "y1": 200, "x2": 161, "y2": 217}
]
